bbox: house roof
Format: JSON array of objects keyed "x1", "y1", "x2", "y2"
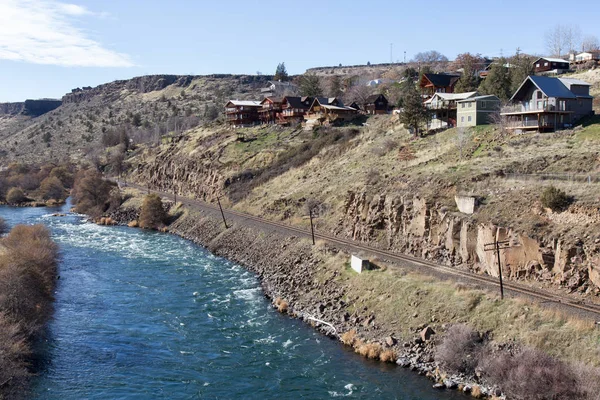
[
  {"x1": 364, "y1": 94, "x2": 388, "y2": 104},
  {"x1": 426, "y1": 91, "x2": 478, "y2": 103},
  {"x1": 534, "y1": 57, "x2": 570, "y2": 64},
  {"x1": 260, "y1": 97, "x2": 283, "y2": 104},
  {"x1": 511, "y1": 76, "x2": 578, "y2": 101},
  {"x1": 226, "y1": 100, "x2": 262, "y2": 107},
  {"x1": 558, "y1": 78, "x2": 591, "y2": 87},
  {"x1": 421, "y1": 73, "x2": 460, "y2": 88},
  {"x1": 457, "y1": 95, "x2": 500, "y2": 102},
  {"x1": 283, "y1": 96, "x2": 313, "y2": 109}
]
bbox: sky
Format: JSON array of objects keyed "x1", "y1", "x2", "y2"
[{"x1": 0, "y1": 0, "x2": 598, "y2": 102}]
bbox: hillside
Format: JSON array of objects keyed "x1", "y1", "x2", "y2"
[{"x1": 0, "y1": 74, "x2": 273, "y2": 163}]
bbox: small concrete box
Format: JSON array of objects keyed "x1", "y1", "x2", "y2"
[{"x1": 351, "y1": 255, "x2": 370, "y2": 273}]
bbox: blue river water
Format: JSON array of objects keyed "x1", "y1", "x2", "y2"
[{"x1": 0, "y1": 202, "x2": 468, "y2": 399}]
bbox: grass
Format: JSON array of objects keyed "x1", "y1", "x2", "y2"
[{"x1": 323, "y1": 247, "x2": 600, "y2": 367}]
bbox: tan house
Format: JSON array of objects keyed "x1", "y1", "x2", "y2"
[
  {"x1": 304, "y1": 97, "x2": 358, "y2": 128},
  {"x1": 456, "y1": 95, "x2": 501, "y2": 127},
  {"x1": 426, "y1": 91, "x2": 478, "y2": 129}
]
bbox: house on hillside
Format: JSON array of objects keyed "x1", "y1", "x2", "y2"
[
  {"x1": 420, "y1": 73, "x2": 461, "y2": 98},
  {"x1": 304, "y1": 97, "x2": 358, "y2": 128},
  {"x1": 260, "y1": 81, "x2": 299, "y2": 99},
  {"x1": 500, "y1": 76, "x2": 593, "y2": 132},
  {"x1": 533, "y1": 57, "x2": 570, "y2": 74},
  {"x1": 425, "y1": 91, "x2": 478, "y2": 129},
  {"x1": 361, "y1": 94, "x2": 389, "y2": 115},
  {"x1": 277, "y1": 96, "x2": 314, "y2": 125},
  {"x1": 571, "y1": 51, "x2": 600, "y2": 65},
  {"x1": 456, "y1": 95, "x2": 501, "y2": 127},
  {"x1": 258, "y1": 97, "x2": 283, "y2": 124},
  {"x1": 225, "y1": 100, "x2": 262, "y2": 127}
]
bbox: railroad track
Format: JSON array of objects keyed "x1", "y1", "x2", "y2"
[{"x1": 121, "y1": 181, "x2": 600, "y2": 319}]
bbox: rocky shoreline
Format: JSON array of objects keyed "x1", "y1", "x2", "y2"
[{"x1": 108, "y1": 204, "x2": 503, "y2": 399}]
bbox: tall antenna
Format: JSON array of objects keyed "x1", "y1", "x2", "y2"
[
  {"x1": 390, "y1": 43, "x2": 393, "y2": 64},
  {"x1": 404, "y1": 51, "x2": 406, "y2": 64}
]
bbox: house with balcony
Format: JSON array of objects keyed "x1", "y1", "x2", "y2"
[
  {"x1": 533, "y1": 57, "x2": 570, "y2": 74},
  {"x1": 571, "y1": 51, "x2": 600, "y2": 65},
  {"x1": 500, "y1": 76, "x2": 593, "y2": 132},
  {"x1": 304, "y1": 97, "x2": 358, "y2": 128},
  {"x1": 277, "y1": 96, "x2": 314, "y2": 125},
  {"x1": 419, "y1": 73, "x2": 461, "y2": 98},
  {"x1": 258, "y1": 97, "x2": 283, "y2": 124},
  {"x1": 225, "y1": 100, "x2": 262, "y2": 127},
  {"x1": 456, "y1": 95, "x2": 501, "y2": 127},
  {"x1": 425, "y1": 91, "x2": 478, "y2": 129}
]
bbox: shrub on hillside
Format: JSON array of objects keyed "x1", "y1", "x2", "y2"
[
  {"x1": 435, "y1": 324, "x2": 484, "y2": 374},
  {"x1": 71, "y1": 169, "x2": 121, "y2": 217},
  {"x1": 139, "y1": 194, "x2": 167, "y2": 230},
  {"x1": 0, "y1": 315, "x2": 30, "y2": 397},
  {"x1": 39, "y1": 176, "x2": 66, "y2": 201},
  {"x1": 6, "y1": 187, "x2": 26, "y2": 204},
  {"x1": 540, "y1": 186, "x2": 572, "y2": 212},
  {"x1": 49, "y1": 165, "x2": 75, "y2": 188},
  {"x1": 484, "y1": 347, "x2": 581, "y2": 400}
]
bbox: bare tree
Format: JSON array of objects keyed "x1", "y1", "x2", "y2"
[
  {"x1": 412, "y1": 50, "x2": 449, "y2": 63},
  {"x1": 345, "y1": 84, "x2": 373, "y2": 105},
  {"x1": 455, "y1": 127, "x2": 471, "y2": 160},
  {"x1": 545, "y1": 24, "x2": 581, "y2": 58},
  {"x1": 582, "y1": 35, "x2": 600, "y2": 52}
]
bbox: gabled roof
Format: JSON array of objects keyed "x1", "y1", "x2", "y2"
[
  {"x1": 226, "y1": 100, "x2": 262, "y2": 107},
  {"x1": 283, "y1": 96, "x2": 313, "y2": 109},
  {"x1": 421, "y1": 73, "x2": 460, "y2": 88},
  {"x1": 456, "y1": 95, "x2": 500, "y2": 102},
  {"x1": 364, "y1": 94, "x2": 388, "y2": 104},
  {"x1": 426, "y1": 91, "x2": 478, "y2": 103},
  {"x1": 260, "y1": 97, "x2": 283, "y2": 105},
  {"x1": 510, "y1": 76, "x2": 577, "y2": 101},
  {"x1": 534, "y1": 57, "x2": 570, "y2": 64}
]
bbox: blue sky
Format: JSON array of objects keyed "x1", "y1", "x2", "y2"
[{"x1": 0, "y1": 0, "x2": 598, "y2": 102}]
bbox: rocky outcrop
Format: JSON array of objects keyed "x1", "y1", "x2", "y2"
[
  {"x1": 0, "y1": 102, "x2": 25, "y2": 115},
  {"x1": 337, "y1": 190, "x2": 600, "y2": 294}
]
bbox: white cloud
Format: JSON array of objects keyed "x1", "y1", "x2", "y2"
[{"x1": 0, "y1": 0, "x2": 134, "y2": 67}]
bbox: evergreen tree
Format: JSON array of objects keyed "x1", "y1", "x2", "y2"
[
  {"x1": 509, "y1": 54, "x2": 535, "y2": 94},
  {"x1": 299, "y1": 74, "x2": 323, "y2": 97},
  {"x1": 274, "y1": 62, "x2": 289, "y2": 82},
  {"x1": 453, "y1": 53, "x2": 482, "y2": 93},
  {"x1": 328, "y1": 75, "x2": 343, "y2": 97},
  {"x1": 399, "y1": 84, "x2": 430, "y2": 137},
  {"x1": 478, "y1": 58, "x2": 511, "y2": 101}
]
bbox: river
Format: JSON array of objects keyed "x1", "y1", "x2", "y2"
[{"x1": 0, "y1": 202, "x2": 468, "y2": 399}]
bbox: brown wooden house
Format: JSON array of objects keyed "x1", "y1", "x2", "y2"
[
  {"x1": 277, "y1": 96, "x2": 314, "y2": 125},
  {"x1": 225, "y1": 100, "x2": 262, "y2": 127},
  {"x1": 419, "y1": 73, "x2": 460, "y2": 98},
  {"x1": 258, "y1": 97, "x2": 283, "y2": 124},
  {"x1": 304, "y1": 97, "x2": 358, "y2": 128},
  {"x1": 533, "y1": 57, "x2": 570, "y2": 74},
  {"x1": 361, "y1": 94, "x2": 389, "y2": 114}
]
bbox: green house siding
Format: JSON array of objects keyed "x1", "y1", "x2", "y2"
[{"x1": 457, "y1": 97, "x2": 500, "y2": 127}]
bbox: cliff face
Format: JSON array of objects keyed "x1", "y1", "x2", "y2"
[
  {"x1": 0, "y1": 102, "x2": 25, "y2": 115},
  {"x1": 22, "y1": 99, "x2": 62, "y2": 116},
  {"x1": 337, "y1": 190, "x2": 600, "y2": 294}
]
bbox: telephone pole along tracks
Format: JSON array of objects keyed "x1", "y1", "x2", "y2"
[{"x1": 120, "y1": 181, "x2": 600, "y2": 320}]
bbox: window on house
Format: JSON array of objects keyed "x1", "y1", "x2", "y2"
[
  {"x1": 468, "y1": 102, "x2": 472, "y2": 108},
  {"x1": 537, "y1": 101, "x2": 542, "y2": 109},
  {"x1": 461, "y1": 103, "x2": 465, "y2": 108},
  {"x1": 544, "y1": 62, "x2": 549, "y2": 66},
  {"x1": 481, "y1": 101, "x2": 486, "y2": 109},
  {"x1": 461, "y1": 116, "x2": 465, "y2": 122},
  {"x1": 468, "y1": 116, "x2": 472, "y2": 122},
  {"x1": 537, "y1": 91, "x2": 542, "y2": 99}
]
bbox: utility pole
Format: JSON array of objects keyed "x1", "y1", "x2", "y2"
[
  {"x1": 390, "y1": 43, "x2": 393, "y2": 64},
  {"x1": 309, "y1": 209, "x2": 315, "y2": 245},
  {"x1": 216, "y1": 197, "x2": 228, "y2": 229},
  {"x1": 484, "y1": 232, "x2": 519, "y2": 300},
  {"x1": 404, "y1": 51, "x2": 406, "y2": 64}
]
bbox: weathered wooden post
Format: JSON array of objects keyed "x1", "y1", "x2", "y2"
[
  {"x1": 309, "y1": 209, "x2": 315, "y2": 245},
  {"x1": 217, "y1": 197, "x2": 228, "y2": 229}
]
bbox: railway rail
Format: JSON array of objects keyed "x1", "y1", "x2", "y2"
[{"x1": 120, "y1": 181, "x2": 600, "y2": 320}]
